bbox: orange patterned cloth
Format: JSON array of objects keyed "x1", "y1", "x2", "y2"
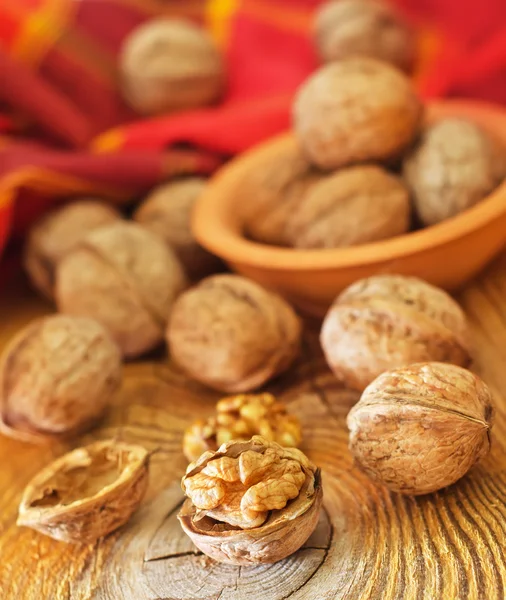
[{"x1": 1, "y1": 0, "x2": 506, "y2": 273}]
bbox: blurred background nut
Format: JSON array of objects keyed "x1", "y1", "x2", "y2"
[
  {"x1": 293, "y1": 58, "x2": 423, "y2": 170},
  {"x1": 120, "y1": 18, "x2": 225, "y2": 115},
  {"x1": 178, "y1": 436, "x2": 322, "y2": 564},
  {"x1": 167, "y1": 274, "x2": 302, "y2": 392},
  {"x1": 56, "y1": 221, "x2": 187, "y2": 358},
  {"x1": 321, "y1": 274, "x2": 471, "y2": 391},
  {"x1": 0, "y1": 315, "x2": 121, "y2": 443},
  {"x1": 403, "y1": 118, "x2": 506, "y2": 226},
  {"x1": 314, "y1": 0, "x2": 415, "y2": 73},
  {"x1": 17, "y1": 440, "x2": 149, "y2": 543},
  {"x1": 284, "y1": 165, "x2": 410, "y2": 249},
  {"x1": 347, "y1": 362, "x2": 494, "y2": 495},
  {"x1": 134, "y1": 178, "x2": 222, "y2": 280},
  {"x1": 183, "y1": 393, "x2": 302, "y2": 462},
  {"x1": 24, "y1": 200, "x2": 121, "y2": 300}
]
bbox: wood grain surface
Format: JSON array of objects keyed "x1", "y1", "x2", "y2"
[{"x1": 1, "y1": 258, "x2": 506, "y2": 600}]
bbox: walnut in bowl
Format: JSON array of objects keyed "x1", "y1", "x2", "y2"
[
  {"x1": 183, "y1": 393, "x2": 302, "y2": 462},
  {"x1": 321, "y1": 274, "x2": 471, "y2": 391},
  {"x1": 178, "y1": 436, "x2": 322, "y2": 564}
]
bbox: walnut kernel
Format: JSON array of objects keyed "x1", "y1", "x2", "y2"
[
  {"x1": 183, "y1": 393, "x2": 302, "y2": 462},
  {"x1": 347, "y1": 362, "x2": 494, "y2": 494}
]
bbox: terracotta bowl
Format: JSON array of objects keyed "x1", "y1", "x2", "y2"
[{"x1": 193, "y1": 100, "x2": 506, "y2": 317}]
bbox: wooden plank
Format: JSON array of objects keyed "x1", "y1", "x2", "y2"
[{"x1": 0, "y1": 263, "x2": 505, "y2": 599}]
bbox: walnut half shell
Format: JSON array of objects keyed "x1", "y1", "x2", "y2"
[
  {"x1": 178, "y1": 436, "x2": 322, "y2": 565},
  {"x1": 17, "y1": 440, "x2": 149, "y2": 543}
]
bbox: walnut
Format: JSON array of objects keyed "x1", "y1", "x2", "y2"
[
  {"x1": 120, "y1": 18, "x2": 225, "y2": 115},
  {"x1": 134, "y1": 178, "x2": 222, "y2": 280},
  {"x1": 314, "y1": 0, "x2": 415, "y2": 73},
  {"x1": 347, "y1": 362, "x2": 494, "y2": 495},
  {"x1": 403, "y1": 118, "x2": 506, "y2": 226},
  {"x1": 56, "y1": 221, "x2": 187, "y2": 358},
  {"x1": 0, "y1": 315, "x2": 121, "y2": 443},
  {"x1": 284, "y1": 165, "x2": 410, "y2": 249},
  {"x1": 24, "y1": 200, "x2": 121, "y2": 300},
  {"x1": 178, "y1": 436, "x2": 322, "y2": 564},
  {"x1": 293, "y1": 58, "x2": 423, "y2": 170},
  {"x1": 183, "y1": 393, "x2": 302, "y2": 462},
  {"x1": 321, "y1": 274, "x2": 471, "y2": 391},
  {"x1": 17, "y1": 440, "x2": 149, "y2": 543},
  {"x1": 167, "y1": 275, "x2": 302, "y2": 392}
]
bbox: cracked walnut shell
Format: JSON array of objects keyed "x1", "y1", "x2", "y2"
[
  {"x1": 24, "y1": 200, "x2": 121, "y2": 300},
  {"x1": 178, "y1": 436, "x2": 322, "y2": 564},
  {"x1": 293, "y1": 58, "x2": 423, "y2": 170},
  {"x1": 403, "y1": 118, "x2": 506, "y2": 226},
  {"x1": 321, "y1": 275, "x2": 471, "y2": 391},
  {"x1": 56, "y1": 221, "x2": 187, "y2": 358},
  {"x1": 167, "y1": 275, "x2": 302, "y2": 392},
  {"x1": 183, "y1": 393, "x2": 302, "y2": 462},
  {"x1": 120, "y1": 18, "x2": 225, "y2": 115},
  {"x1": 314, "y1": 0, "x2": 415, "y2": 73},
  {"x1": 0, "y1": 315, "x2": 121, "y2": 443},
  {"x1": 17, "y1": 440, "x2": 149, "y2": 543},
  {"x1": 347, "y1": 362, "x2": 494, "y2": 495}
]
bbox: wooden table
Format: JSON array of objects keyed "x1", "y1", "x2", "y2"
[{"x1": 1, "y1": 259, "x2": 506, "y2": 600}]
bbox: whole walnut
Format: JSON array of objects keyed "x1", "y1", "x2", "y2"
[
  {"x1": 284, "y1": 165, "x2": 410, "y2": 249},
  {"x1": 167, "y1": 275, "x2": 302, "y2": 392},
  {"x1": 120, "y1": 18, "x2": 225, "y2": 115},
  {"x1": 179, "y1": 436, "x2": 322, "y2": 564},
  {"x1": 347, "y1": 362, "x2": 494, "y2": 495},
  {"x1": 183, "y1": 393, "x2": 302, "y2": 462},
  {"x1": 403, "y1": 118, "x2": 506, "y2": 226},
  {"x1": 242, "y1": 145, "x2": 321, "y2": 246},
  {"x1": 314, "y1": 0, "x2": 415, "y2": 73},
  {"x1": 0, "y1": 315, "x2": 121, "y2": 443},
  {"x1": 56, "y1": 221, "x2": 187, "y2": 358},
  {"x1": 134, "y1": 179, "x2": 222, "y2": 280},
  {"x1": 24, "y1": 200, "x2": 121, "y2": 300},
  {"x1": 321, "y1": 274, "x2": 471, "y2": 391},
  {"x1": 293, "y1": 58, "x2": 423, "y2": 170}
]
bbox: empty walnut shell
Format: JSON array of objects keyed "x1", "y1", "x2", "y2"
[
  {"x1": 314, "y1": 0, "x2": 415, "y2": 73},
  {"x1": 178, "y1": 436, "x2": 322, "y2": 565},
  {"x1": 293, "y1": 58, "x2": 423, "y2": 170},
  {"x1": 403, "y1": 118, "x2": 506, "y2": 226},
  {"x1": 321, "y1": 275, "x2": 471, "y2": 391},
  {"x1": 134, "y1": 179, "x2": 222, "y2": 280},
  {"x1": 347, "y1": 362, "x2": 494, "y2": 495},
  {"x1": 17, "y1": 440, "x2": 149, "y2": 543},
  {"x1": 120, "y1": 18, "x2": 225, "y2": 115},
  {"x1": 167, "y1": 275, "x2": 302, "y2": 392},
  {"x1": 0, "y1": 315, "x2": 122, "y2": 443},
  {"x1": 56, "y1": 221, "x2": 187, "y2": 358},
  {"x1": 284, "y1": 165, "x2": 410, "y2": 249},
  {"x1": 24, "y1": 199, "x2": 121, "y2": 300},
  {"x1": 183, "y1": 393, "x2": 302, "y2": 462}
]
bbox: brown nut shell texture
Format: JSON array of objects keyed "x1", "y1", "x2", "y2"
[
  {"x1": 183, "y1": 393, "x2": 302, "y2": 462},
  {"x1": 0, "y1": 315, "x2": 122, "y2": 443},
  {"x1": 321, "y1": 275, "x2": 471, "y2": 391},
  {"x1": 134, "y1": 178, "x2": 222, "y2": 279},
  {"x1": 24, "y1": 200, "x2": 121, "y2": 300},
  {"x1": 293, "y1": 57, "x2": 423, "y2": 170},
  {"x1": 284, "y1": 165, "x2": 410, "y2": 249},
  {"x1": 17, "y1": 440, "x2": 149, "y2": 543},
  {"x1": 403, "y1": 118, "x2": 506, "y2": 226},
  {"x1": 120, "y1": 18, "x2": 225, "y2": 115},
  {"x1": 56, "y1": 221, "x2": 187, "y2": 358},
  {"x1": 347, "y1": 362, "x2": 494, "y2": 495},
  {"x1": 167, "y1": 275, "x2": 302, "y2": 392},
  {"x1": 314, "y1": 0, "x2": 415, "y2": 73},
  {"x1": 179, "y1": 436, "x2": 322, "y2": 565}
]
